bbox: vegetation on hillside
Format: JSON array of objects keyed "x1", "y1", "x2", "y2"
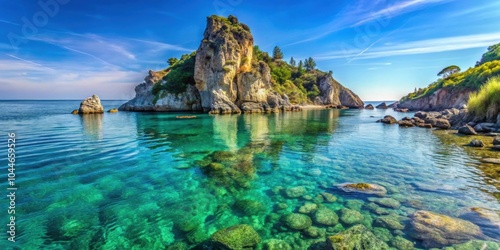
[
  {"x1": 401, "y1": 43, "x2": 500, "y2": 102},
  {"x1": 153, "y1": 52, "x2": 196, "y2": 96},
  {"x1": 152, "y1": 15, "x2": 343, "y2": 105},
  {"x1": 476, "y1": 43, "x2": 500, "y2": 66},
  {"x1": 467, "y1": 76, "x2": 500, "y2": 119}
]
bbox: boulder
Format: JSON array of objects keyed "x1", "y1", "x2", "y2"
[
  {"x1": 339, "y1": 183, "x2": 387, "y2": 196},
  {"x1": 492, "y1": 145, "x2": 500, "y2": 151},
  {"x1": 458, "y1": 124, "x2": 478, "y2": 135},
  {"x1": 78, "y1": 95, "x2": 104, "y2": 114},
  {"x1": 468, "y1": 139, "x2": 484, "y2": 147},
  {"x1": 282, "y1": 213, "x2": 312, "y2": 230},
  {"x1": 340, "y1": 208, "x2": 364, "y2": 225},
  {"x1": 365, "y1": 104, "x2": 374, "y2": 109},
  {"x1": 326, "y1": 224, "x2": 390, "y2": 250},
  {"x1": 210, "y1": 224, "x2": 261, "y2": 249},
  {"x1": 388, "y1": 101, "x2": 399, "y2": 108},
  {"x1": 409, "y1": 210, "x2": 483, "y2": 248},
  {"x1": 299, "y1": 202, "x2": 318, "y2": 214},
  {"x1": 398, "y1": 120, "x2": 414, "y2": 127},
  {"x1": 493, "y1": 136, "x2": 500, "y2": 145},
  {"x1": 107, "y1": 108, "x2": 118, "y2": 113},
  {"x1": 376, "y1": 102, "x2": 388, "y2": 109},
  {"x1": 374, "y1": 214, "x2": 406, "y2": 230},
  {"x1": 264, "y1": 239, "x2": 292, "y2": 250},
  {"x1": 370, "y1": 198, "x2": 401, "y2": 209},
  {"x1": 389, "y1": 236, "x2": 414, "y2": 250},
  {"x1": 377, "y1": 115, "x2": 397, "y2": 124},
  {"x1": 71, "y1": 109, "x2": 79, "y2": 114},
  {"x1": 314, "y1": 207, "x2": 339, "y2": 226},
  {"x1": 283, "y1": 186, "x2": 306, "y2": 198},
  {"x1": 434, "y1": 118, "x2": 451, "y2": 129}
]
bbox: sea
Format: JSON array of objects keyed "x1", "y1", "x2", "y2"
[{"x1": 0, "y1": 100, "x2": 498, "y2": 249}]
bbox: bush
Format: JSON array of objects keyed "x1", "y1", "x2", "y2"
[
  {"x1": 467, "y1": 76, "x2": 500, "y2": 119},
  {"x1": 155, "y1": 52, "x2": 196, "y2": 96}
]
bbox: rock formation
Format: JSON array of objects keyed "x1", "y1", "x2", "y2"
[
  {"x1": 398, "y1": 87, "x2": 471, "y2": 111},
  {"x1": 315, "y1": 75, "x2": 364, "y2": 108},
  {"x1": 119, "y1": 70, "x2": 201, "y2": 111},
  {"x1": 78, "y1": 95, "x2": 104, "y2": 114},
  {"x1": 120, "y1": 15, "x2": 364, "y2": 113}
]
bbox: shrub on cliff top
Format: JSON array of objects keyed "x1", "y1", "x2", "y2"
[
  {"x1": 467, "y1": 76, "x2": 500, "y2": 120},
  {"x1": 153, "y1": 52, "x2": 196, "y2": 97}
]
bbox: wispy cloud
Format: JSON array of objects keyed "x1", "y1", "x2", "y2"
[
  {"x1": 285, "y1": 0, "x2": 446, "y2": 46},
  {"x1": 129, "y1": 39, "x2": 193, "y2": 52},
  {"x1": 353, "y1": 0, "x2": 447, "y2": 27},
  {"x1": 315, "y1": 32, "x2": 500, "y2": 61},
  {"x1": 0, "y1": 19, "x2": 21, "y2": 26}
]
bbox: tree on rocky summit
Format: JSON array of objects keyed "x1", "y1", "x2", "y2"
[
  {"x1": 298, "y1": 60, "x2": 304, "y2": 72},
  {"x1": 168, "y1": 58, "x2": 179, "y2": 66},
  {"x1": 273, "y1": 46, "x2": 284, "y2": 61},
  {"x1": 304, "y1": 57, "x2": 316, "y2": 71},
  {"x1": 228, "y1": 15, "x2": 238, "y2": 24},
  {"x1": 437, "y1": 65, "x2": 461, "y2": 78},
  {"x1": 290, "y1": 57, "x2": 296, "y2": 67}
]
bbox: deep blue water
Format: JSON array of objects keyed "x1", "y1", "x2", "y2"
[{"x1": 0, "y1": 100, "x2": 498, "y2": 249}]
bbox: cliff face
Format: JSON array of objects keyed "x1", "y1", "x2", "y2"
[
  {"x1": 398, "y1": 87, "x2": 471, "y2": 111},
  {"x1": 315, "y1": 75, "x2": 364, "y2": 108},
  {"x1": 119, "y1": 70, "x2": 202, "y2": 112},
  {"x1": 120, "y1": 15, "x2": 364, "y2": 113}
]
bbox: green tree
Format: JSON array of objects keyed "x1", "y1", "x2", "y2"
[
  {"x1": 289, "y1": 57, "x2": 296, "y2": 67},
  {"x1": 298, "y1": 60, "x2": 304, "y2": 72},
  {"x1": 438, "y1": 65, "x2": 461, "y2": 78},
  {"x1": 273, "y1": 46, "x2": 284, "y2": 61},
  {"x1": 168, "y1": 58, "x2": 179, "y2": 66},
  {"x1": 304, "y1": 57, "x2": 316, "y2": 71}
]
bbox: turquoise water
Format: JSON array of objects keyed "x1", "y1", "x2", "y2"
[{"x1": 0, "y1": 100, "x2": 499, "y2": 249}]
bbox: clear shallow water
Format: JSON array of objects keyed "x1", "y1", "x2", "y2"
[{"x1": 0, "y1": 100, "x2": 499, "y2": 249}]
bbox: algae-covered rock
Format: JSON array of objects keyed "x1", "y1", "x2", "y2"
[
  {"x1": 375, "y1": 214, "x2": 406, "y2": 230},
  {"x1": 210, "y1": 224, "x2": 261, "y2": 249},
  {"x1": 284, "y1": 186, "x2": 307, "y2": 198},
  {"x1": 282, "y1": 213, "x2": 312, "y2": 230},
  {"x1": 166, "y1": 241, "x2": 189, "y2": 250},
  {"x1": 235, "y1": 199, "x2": 265, "y2": 216},
  {"x1": 321, "y1": 192, "x2": 337, "y2": 203},
  {"x1": 364, "y1": 203, "x2": 392, "y2": 215},
  {"x1": 450, "y1": 240, "x2": 500, "y2": 250},
  {"x1": 339, "y1": 183, "x2": 387, "y2": 196},
  {"x1": 372, "y1": 227, "x2": 392, "y2": 242},
  {"x1": 314, "y1": 207, "x2": 339, "y2": 226},
  {"x1": 409, "y1": 210, "x2": 483, "y2": 248},
  {"x1": 340, "y1": 208, "x2": 364, "y2": 225},
  {"x1": 264, "y1": 239, "x2": 292, "y2": 250},
  {"x1": 326, "y1": 224, "x2": 390, "y2": 250},
  {"x1": 390, "y1": 236, "x2": 414, "y2": 250},
  {"x1": 370, "y1": 197, "x2": 401, "y2": 209},
  {"x1": 345, "y1": 199, "x2": 364, "y2": 211},
  {"x1": 299, "y1": 202, "x2": 318, "y2": 214},
  {"x1": 304, "y1": 226, "x2": 325, "y2": 238}
]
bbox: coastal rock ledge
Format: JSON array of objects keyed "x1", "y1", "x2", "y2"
[
  {"x1": 77, "y1": 95, "x2": 104, "y2": 114},
  {"x1": 119, "y1": 15, "x2": 363, "y2": 114}
]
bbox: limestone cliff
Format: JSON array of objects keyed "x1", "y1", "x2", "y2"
[
  {"x1": 398, "y1": 87, "x2": 471, "y2": 111},
  {"x1": 194, "y1": 15, "x2": 277, "y2": 114},
  {"x1": 119, "y1": 70, "x2": 201, "y2": 112},
  {"x1": 315, "y1": 75, "x2": 364, "y2": 108}
]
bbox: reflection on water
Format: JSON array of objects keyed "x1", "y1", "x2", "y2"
[
  {"x1": 2, "y1": 108, "x2": 500, "y2": 249},
  {"x1": 80, "y1": 113, "x2": 103, "y2": 140}
]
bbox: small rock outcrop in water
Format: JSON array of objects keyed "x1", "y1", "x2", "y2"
[
  {"x1": 458, "y1": 124, "x2": 478, "y2": 135},
  {"x1": 468, "y1": 139, "x2": 484, "y2": 147},
  {"x1": 409, "y1": 210, "x2": 484, "y2": 248},
  {"x1": 338, "y1": 183, "x2": 387, "y2": 196},
  {"x1": 376, "y1": 102, "x2": 388, "y2": 109},
  {"x1": 78, "y1": 95, "x2": 104, "y2": 114},
  {"x1": 377, "y1": 115, "x2": 397, "y2": 124},
  {"x1": 365, "y1": 104, "x2": 374, "y2": 109}
]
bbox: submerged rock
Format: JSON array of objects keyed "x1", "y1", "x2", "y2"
[
  {"x1": 326, "y1": 224, "x2": 389, "y2": 250},
  {"x1": 340, "y1": 208, "x2": 364, "y2": 225},
  {"x1": 314, "y1": 207, "x2": 339, "y2": 226},
  {"x1": 389, "y1": 236, "x2": 414, "y2": 250},
  {"x1": 468, "y1": 139, "x2": 485, "y2": 147},
  {"x1": 299, "y1": 202, "x2": 318, "y2": 214},
  {"x1": 370, "y1": 197, "x2": 401, "y2": 209},
  {"x1": 321, "y1": 192, "x2": 337, "y2": 203},
  {"x1": 235, "y1": 199, "x2": 265, "y2": 216},
  {"x1": 374, "y1": 214, "x2": 406, "y2": 230},
  {"x1": 264, "y1": 239, "x2": 292, "y2": 250},
  {"x1": 210, "y1": 224, "x2": 261, "y2": 249},
  {"x1": 409, "y1": 210, "x2": 483, "y2": 248},
  {"x1": 283, "y1": 186, "x2": 306, "y2": 198},
  {"x1": 339, "y1": 183, "x2": 387, "y2": 196},
  {"x1": 78, "y1": 95, "x2": 104, "y2": 114},
  {"x1": 282, "y1": 213, "x2": 312, "y2": 230},
  {"x1": 449, "y1": 240, "x2": 500, "y2": 250}
]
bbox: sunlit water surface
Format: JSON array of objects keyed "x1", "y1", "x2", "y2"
[{"x1": 0, "y1": 100, "x2": 499, "y2": 249}]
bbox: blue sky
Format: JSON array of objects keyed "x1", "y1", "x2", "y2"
[{"x1": 0, "y1": 0, "x2": 499, "y2": 101}]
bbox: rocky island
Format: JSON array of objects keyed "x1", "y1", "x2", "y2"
[{"x1": 119, "y1": 15, "x2": 363, "y2": 113}]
